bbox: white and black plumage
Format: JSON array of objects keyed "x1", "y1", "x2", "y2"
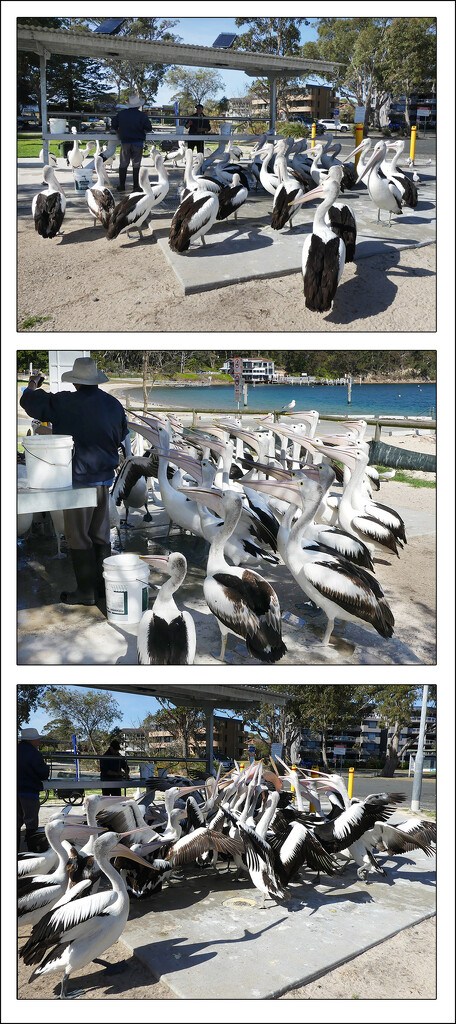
[
  {"x1": 110, "y1": 453, "x2": 155, "y2": 525},
  {"x1": 106, "y1": 162, "x2": 169, "y2": 240},
  {"x1": 67, "y1": 127, "x2": 84, "y2": 169},
  {"x1": 21, "y1": 830, "x2": 154, "y2": 999},
  {"x1": 182, "y1": 147, "x2": 223, "y2": 195},
  {"x1": 216, "y1": 173, "x2": 248, "y2": 222},
  {"x1": 314, "y1": 441, "x2": 406, "y2": 558},
  {"x1": 39, "y1": 148, "x2": 58, "y2": 166},
  {"x1": 137, "y1": 552, "x2": 196, "y2": 665},
  {"x1": 357, "y1": 140, "x2": 403, "y2": 225},
  {"x1": 290, "y1": 167, "x2": 347, "y2": 312},
  {"x1": 180, "y1": 487, "x2": 287, "y2": 663},
  {"x1": 169, "y1": 187, "x2": 219, "y2": 252},
  {"x1": 18, "y1": 819, "x2": 75, "y2": 927},
  {"x1": 250, "y1": 469, "x2": 394, "y2": 646},
  {"x1": 85, "y1": 156, "x2": 115, "y2": 229},
  {"x1": 384, "y1": 140, "x2": 418, "y2": 209},
  {"x1": 320, "y1": 166, "x2": 357, "y2": 262},
  {"x1": 221, "y1": 790, "x2": 289, "y2": 908},
  {"x1": 270, "y1": 155, "x2": 304, "y2": 231},
  {"x1": 310, "y1": 791, "x2": 406, "y2": 856},
  {"x1": 32, "y1": 165, "x2": 66, "y2": 238}
]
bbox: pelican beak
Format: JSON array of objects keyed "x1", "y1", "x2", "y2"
[
  {"x1": 177, "y1": 485, "x2": 225, "y2": 518},
  {"x1": 289, "y1": 183, "x2": 324, "y2": 207},
  {"x1": 140, "y1": 554, "x2": 170, "y2": 571}
]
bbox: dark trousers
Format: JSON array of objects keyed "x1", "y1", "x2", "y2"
[
  {"x1": 101, "y1": 783, "x2": 125, "y2": 795},
  {"x1": 63, "y1": 485, "x2": 110, "y2": 549},
  {"x1": 17, "y1": 794, "x2": 40, "y2": 848},
  {"x1": 119, "y1": 143, "x2": 144, "y2": 190},
  {"x1": 188, "y1": 140, "x2": 205, "y2": 154}
]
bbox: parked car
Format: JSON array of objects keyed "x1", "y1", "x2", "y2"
[
  {"x1": 318, "y1": 118, "x2": 352, "y2": 133},
  {"x1": 292, "y1": 116, "x2": 325, "y2": 133}
]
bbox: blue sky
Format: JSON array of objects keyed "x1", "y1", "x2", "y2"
[
  {"x1": 154, "y1": 17, "x2": 320, "y2": 105},
  {"x1": 23, "y1": 686, "x2": 243, "y2": 734}
]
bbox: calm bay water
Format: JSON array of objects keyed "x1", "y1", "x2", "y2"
[{"x1": 128, "y1": 383, "x2": 436, "y2": 419}]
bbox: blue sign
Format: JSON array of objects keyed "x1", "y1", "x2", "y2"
[
  {"x1": 333, "y1": 108, "x2": 339, "y2": 116},
  {"x1": 248, "y1": 744, "x2": 256, "y2": 753}
]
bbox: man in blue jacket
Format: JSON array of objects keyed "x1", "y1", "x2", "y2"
[
  {"x1": 18, "y1": 727, "x2": 50, "y2": 850},
  {"x1": 20, "y1": 357, "x2": 131, "y2": 608},
  {"x1": 111, "y1": 93, "x2": 152, "y2": 192}
]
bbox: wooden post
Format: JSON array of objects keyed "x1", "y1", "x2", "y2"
[{"x1": 354, "y1": 123, "x2": 364, "y2": 169}]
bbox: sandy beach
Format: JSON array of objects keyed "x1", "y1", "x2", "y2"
[{"x1": 17, "y1": 219, "x2": 436, "y2": 332}]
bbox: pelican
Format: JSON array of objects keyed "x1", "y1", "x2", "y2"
[
  {"x1": 270, "y1": 155, "x2": 304, "y2": 231},
  {"x1": 168, "y1": 188, "x2": 219, "y2": 252},
  {"x1": 32, "y1": 166, "x2": 66, "y2": 238},
  {"x1": 290, "y1": 166, "x2": 348, "y2": 311},
  {"x1": 249, "y1": 468, "x2": 395, "y2": 646},
  {"x1": 106, "y1": 161, "x2": 169, "y2": 240},
  {"x1": 179, "y1": 487, "x2": 287, "y2": 663},
  {"x1": 39, "y1": 148, "x2": 58, "y2": 166},
  {"x1": 216, "y1": 173, "x2": 248, "y2": 222},
  {"x1": 182, "y1": 147, "x2": 223, "y2": 195},
  {"x1": 110, "y1": 452, "x2": 155, "y2": 525},
  {"x1": 85, "y1": 156, "x2": 115, "y2": 229},
  {"x1": 137, "y1": 552, "x2": 196, "y2": 665},
  {"x1": 67, "y1": 127, "x2": 84, "y2": 169},
  {"x1": 357, "y1": 140, "x2": 403, "y2": 224},
  {"x1": 21, "y1": 830, "x2": 155, "y2": 999},
  {"x1": 384, "y1": 140, "x2": 418, "y2": 209},
  {"x1": 18, "y1": 819, "x2": 79, "y2": 927}
]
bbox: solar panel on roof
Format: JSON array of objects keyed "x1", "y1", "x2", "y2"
[
  {"x1": 213, "y1": 33, "x2": 237, "y2": 48},
  {"x1": 93, "y1": 18, "x2": 127, "y2": 35}
]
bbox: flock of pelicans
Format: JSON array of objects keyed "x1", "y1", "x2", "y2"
[
  {"x1": 18, "y1": 759, "x2": 436, "y2": 999},
  {"x1": 31, "y1": 129, "x2": 422, "y2": 312},
  {"x1": 105, "y1": 407, "x2": 407, "y2": 665}
]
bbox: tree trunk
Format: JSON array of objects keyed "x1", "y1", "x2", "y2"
[
  {"x1": 321, "y1": 731, "x2": 329, "y2": 769},
  {"x1": 381, "y1": 719, "x2": 400, "y2": 776}
]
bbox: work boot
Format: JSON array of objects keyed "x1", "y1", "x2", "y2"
[
  {"x1": 60, "y1": 548, "x2": 96, "y2": 605},
  {"x1": 93, "y1": 542, "x2": 112, "y2": 599},
  {"x1": 118, "y1": 167, "x2": 127, "y2": 192},
  {"x1": 132, "y1": 167, "x2": 140, "y2": 192}
]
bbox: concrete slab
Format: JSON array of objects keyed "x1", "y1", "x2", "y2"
[{"x1": 121, "y1": 836, "x2": 435, "y2": 999}]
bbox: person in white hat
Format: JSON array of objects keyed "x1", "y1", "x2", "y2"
[
  {"x1": 20, "y1": 358, "x2": 132, "y2": 608},
  {"x1": 111, "y1": 93, "x2": 152, "y2": 192},
  {"x1": 18, "y1": 727, "x2": 50, "y2": 850}
]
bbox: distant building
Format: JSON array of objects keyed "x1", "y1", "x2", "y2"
[
  {"x1": 245, "y1": 83, "x2": 340, "y2": 121},
  {"x1": 147, "y1": 714, "x2": 244, "y2": 761},
  {"x1": 220, "y1": 357, "x2": 275, "y2": 382},
  {"x1": 298, "y1": 705, "x2": 436, "y2": 765}
]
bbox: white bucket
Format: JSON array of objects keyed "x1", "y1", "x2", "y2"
[
  {"x1": 103, "y1": 553, "x2": 150, "y2": 625},
  {"x1": 22, "y1": 434, "x2": 74, "y2": 490},
  {"x1": 73, "y1": 166, "x2": 93, "y2": 192},
  {"x1": 49, "y1": 118, "x2": 67, "y2": 135}
]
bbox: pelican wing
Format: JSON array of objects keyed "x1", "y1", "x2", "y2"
[
  {"x1": 207, "y1": 570, "x2": 286, "y2": 662},
  {"x1": 314, "y1": 793, "x2": 405, "y2": 852},
  {"x1": 111, "y1": 455, "x2": 155, "y2": 506},
  {"x1": 165, "y1": 827, "x2": 243, "y2": 867},
  {"x1": 304, "y1": 555, "x2": 394, "y2": 636},
  {"x1": 352, "y1": 514, "x2": 401, "y2": 556},
  {"x1": 369, "y1": 821, "x2": 435, "y2": 857},
  {"x1": 139, "y1": 613, "x2": 191, "y2": 666}
]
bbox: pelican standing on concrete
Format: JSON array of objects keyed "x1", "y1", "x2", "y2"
[
  {"x1": 32, "y1": 166, "x2": 66, "y2": 238},
  {"x1": 137, "y1": 552, "x2": 196, "y2": 665},
  {"x1": 290, "y1": 166, "x2": 349, "y2": 311}
]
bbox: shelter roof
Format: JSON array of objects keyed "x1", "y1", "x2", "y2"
[
  {"x1": 17, "y1": 25, "x2": 340, "y2": 79},
  {"x1": 92, "y1": 683, "x2": 287, "y2": 712}
]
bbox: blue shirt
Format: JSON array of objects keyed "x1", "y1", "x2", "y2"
[
  {"x1": 18, "y1": 741, "x2": 50, "y2": 798},
  {"x1": 111, "y1": 108, "x2": 152, "y2": 144},
  {"x1": 20, "y1": 386, "x2": 128, "y2": 487}
]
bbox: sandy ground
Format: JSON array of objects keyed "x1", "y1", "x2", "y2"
[
  {"x1": 17, "y1": 914, "x2": 435, "y2": 1001},
  {"x1": 16, "y1": 208, "x2": 436, "y2": 333}
]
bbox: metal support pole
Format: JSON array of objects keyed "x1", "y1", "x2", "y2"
[
  {"x1": 268, "y1": 75, "x2": 277, "y2": 131},
  {"x1": 411, "y1": 685, "x2": 429, "y2": 811},
  {"x1": 347, "y1": 766, "x2": 354, "y2": 799},
  {"x1": 204, "y1": 704, "x2": 214, "y2": 775},
  {"x1": 39, "y1": 51, "x2": 49, "y2": 163}
]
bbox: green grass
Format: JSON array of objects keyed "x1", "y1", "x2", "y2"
[
  {"x1": 374, "y1": 465, "x2": 435, "y2": 488},
  {"x1": 19, "y1": 314, "x2": 52, "y2": 330}
]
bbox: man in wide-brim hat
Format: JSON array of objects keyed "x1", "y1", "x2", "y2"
[
  {"x1": 17, "y1": 727, "x2": 50, "y2": 850},
  {"x1": 20, "y1": 357, "x2": 131, "y2": 608},
  {"x1": 111, "y1": 92, "x2": 152, "y2": 192}
]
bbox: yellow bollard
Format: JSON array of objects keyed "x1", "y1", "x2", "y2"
[
  {"x1": 348, "y1": 766, "x2": 355, "y2": 799},
  {"x1": 290, "y1": 764, "x2": 296, "y2": 803},
  {"x1": 354, "y1": 123, "x2": 364, "y2": 169},
  {"x1": 309, "y1": 765, "x2": 318, "y2": 813},
  {"x1": 311, "y1": 122, "x2": 316, "y2": 143},
  {"x1": 409, "y1": 125, "x2": 417, "y2": 165}
]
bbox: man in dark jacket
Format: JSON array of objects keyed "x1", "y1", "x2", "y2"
[
  {"x1": 185, "y1": 104, "x2": 212, "y2": 154},
  {"x1": 99, "y1": 738, "x2": 130, "y2": 795},
  {"x1": 20, "y1": 357, "x2": 131, "y2": 607},
  {"x1": 111, "y1": 93, "x2": 152, "y2": 192},
  {"x1": 18, "y1": 727, "x2": 50, "y2": 850}
]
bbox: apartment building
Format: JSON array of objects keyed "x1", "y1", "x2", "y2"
[
  {"x1": 145, "y1": 714, "x2": 244, "y2": 761},
  {"x1": 299, "y1": 706, "x2": 436, "y2": 765}
]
